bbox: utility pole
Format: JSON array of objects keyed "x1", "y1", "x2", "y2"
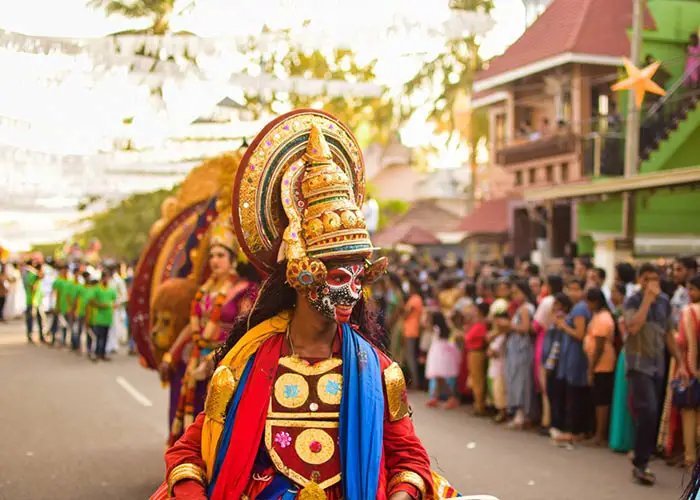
[{"x1": 621, "y1": 0, "x2": 644, "y2": 248}]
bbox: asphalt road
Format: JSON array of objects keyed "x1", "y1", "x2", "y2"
[{"x1": 0, "y1": 319, "x2": 689, "y2": 500}]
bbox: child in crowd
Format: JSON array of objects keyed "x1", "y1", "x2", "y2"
[
  {"x1": 425, "y1": 310, "x2": 461, "y2": 409},
  {"x1": 487, "y1": 311, "x2": 510, "y2": 423},
  {"x1": 465, "y1": 302, "x2": 491, "y2": 415}
]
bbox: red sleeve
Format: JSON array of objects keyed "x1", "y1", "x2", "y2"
[
  {"x1": 377, "y1": 351, "x2": 434, "y2": 499},
  {"x1": 164, "y1": 412, "x2": 207, "y2": 498},
  {"x1": 678, "y1": 309, "x2": 689, "y2": 348}
]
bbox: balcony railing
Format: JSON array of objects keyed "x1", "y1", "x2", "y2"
[
  {"x1": 582, "y1": 133, "x2": 625, "y2": 178},
  {"x1": 582, "y1": 87, "x2": 699, "y2": 179},
  {"x1": 495, "y1": 133, "x2": 577, "y2": 166}
]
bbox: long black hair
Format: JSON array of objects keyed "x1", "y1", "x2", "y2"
[
  {"x1": 214, "y1": 260, "x2": 385, "y2": 364},
  {"x1": 513, "y1": 279, "x2": 537, "y2": 306},
  {"x1": 431, "y1": 311, "x2": 451, "y2": 340},
  {"x1": 546, "y1": 274, "x2": 564, "y2": 295}
]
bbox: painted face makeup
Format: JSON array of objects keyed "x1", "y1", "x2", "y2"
[{"x1": 307, "y1": 263, "x2": 364, "y2": 323}]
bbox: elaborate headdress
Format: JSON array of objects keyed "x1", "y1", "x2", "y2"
[
  {"x1": 208, "y1": 150, "x2": 244, "y2": 255},
  {"x1": 233, "y1": 109, "x2": 386, "y2": 291},
  {"x1": 208, "y1": 213, "x2": 237, "y2": 254}
]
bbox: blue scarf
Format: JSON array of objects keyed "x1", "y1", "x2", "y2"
[{"x1": 339, "y1": 323, "x2": 383, "y2": 500}]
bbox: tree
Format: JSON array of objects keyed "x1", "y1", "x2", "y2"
[
  {"x1": 87, "y1": 0, "x2": 190, "y2": 35},
  {"x1": 403, "y1": 0, "x2": 494, "y2": 203},
  {"x1": 239, "y1": 34, "x2": 397, "y2": 145},
  {"x1": 76, "y1": 187, "x2": 177, "y2": 262}
]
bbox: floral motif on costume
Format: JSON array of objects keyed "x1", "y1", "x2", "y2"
[
  {"x1": 317, "y1": 373, "x2": 343, "y2": 405},
  {"x1": 325, "y1": 380, "x2": 340, "y2": 396},
  {"x1": 274, "y1": 372, "x2": 309, "y2": 409},
  {"x1": 357, "y1": 348, "x2": 368, "y2": 369},
  {"x1": 285, "y1": 384, "x2": 301, "y2": 399},
  {"x1": 274, "y1": 431, "x2": 292, "y2": 449}
]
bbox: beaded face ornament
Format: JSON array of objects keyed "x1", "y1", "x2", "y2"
[{"x1": 307, "y1": 263, "x2": 365, "y2": 323}]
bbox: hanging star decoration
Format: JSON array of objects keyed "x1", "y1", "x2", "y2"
[{"x1": 611, "y1": 57, "x2": 666, "y2": 108}]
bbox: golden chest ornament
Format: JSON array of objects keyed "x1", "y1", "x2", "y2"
[{"x1": 265, "y1": 355, "x2": 343, "y2": 495}]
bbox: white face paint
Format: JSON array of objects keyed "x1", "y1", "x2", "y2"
[{"x1": 307, "y1": 263, "x2": 364, "y2": 323}]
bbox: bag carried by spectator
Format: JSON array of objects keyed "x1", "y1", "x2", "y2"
[{"x1": 671, "y1": 378, "x2": 700, "y2": 409}]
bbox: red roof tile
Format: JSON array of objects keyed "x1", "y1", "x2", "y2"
[
  {"x1": 390, "y1": 199, "x2": 464, "y2": 233},
  {"x1": 455, "y1": 197, "x2": 512, "y2": 234},
  {"x1": 475, "y1": 0, "x2": 656, "y2": 85},
  {"x1": 373, "y1": 223, "x2": 441, "y2": 247}
]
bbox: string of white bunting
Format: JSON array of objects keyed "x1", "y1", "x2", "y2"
[{"x1": 0, "y1": 11, "x2": 494, "y2": 58}]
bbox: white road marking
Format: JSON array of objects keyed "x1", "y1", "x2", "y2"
[{"x1": 116, "y1": 376, "x2": 153, "y2": 407}]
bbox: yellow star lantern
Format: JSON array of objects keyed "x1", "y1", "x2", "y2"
[{"x1": 611, "y1": 58, "x2": 666, "y2": 108}]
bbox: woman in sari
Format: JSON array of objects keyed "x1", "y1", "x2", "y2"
[
  {"x1": 162, "y1": 214, "x2": 258, "y2": 446},
  {"x1": 505, "y1": 280, "x2": 537, "y2": 429},
  {"x1": 676, "y1": 275, "x2": 700, "y2": 468},
  {"x1": 608, "y1": 282, "x2": 635, "y2": 453}
]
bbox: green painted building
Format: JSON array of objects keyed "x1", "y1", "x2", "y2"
[{"x1": 569, "y1": 0, "x2": 700, "y2": 257}]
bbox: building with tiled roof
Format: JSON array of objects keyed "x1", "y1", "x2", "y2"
[{"x1": 470, "y1": 0, "x2": 700, "y2": 268}]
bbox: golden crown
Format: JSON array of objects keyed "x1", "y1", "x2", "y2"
[
  {"x1": 209, "y1": 213, "x2": 237, "y2": 253},
  {"x1": 299, "y1": 124, "x2": 372, "y2": 260},
  {"x1": 281, "y1": 123, "x2": 376, "y2": 290}
]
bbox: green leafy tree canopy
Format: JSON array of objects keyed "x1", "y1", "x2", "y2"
[
  {"x1": 77, "y1": 187, "x2": 177, "y2": 262},
  {"x1": 403, "y1": 0, "x2": 494, "y2": 144}
]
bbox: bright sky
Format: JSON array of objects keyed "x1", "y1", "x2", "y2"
[{"x1": 0, "y1": 0, "x2": 528, "y2": 250}]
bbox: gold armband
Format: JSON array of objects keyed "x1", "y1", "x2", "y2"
[
  {"x1": 384, "y1": 362, "x2": 409, "y2": 422},
  {"x1": 162, "y1": 352, "x2": 173, "y2": 365},
  {"x1": 167, "y1": 463, "x2": 207, "y2": 497},
  {"x1": 204, "y1": 365, "x2": 236, "y2": 423},
  {"x1": 387, "y1": 471, "x2": 426, "y2": 499}
]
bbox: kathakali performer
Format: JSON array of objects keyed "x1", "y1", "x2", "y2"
[
  {"x1": 152, "y1": 110, "x2": 462, "y2": 500},
  {"x1": 162, "y1": 210, "x2": 259, "y2": 446}
]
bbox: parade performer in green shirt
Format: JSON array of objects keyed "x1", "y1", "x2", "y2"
[
  {"x1": 74, "y1": 273, "x2": 95, "y2": 354},
  {"x1": 90, "y1": 272, "x2": 118, "y2": 361},
  {"x1": 66, "y1": 273, "x2": 81, "y2": 351},
  {"x1": 50, "y1": 265, "x2": 71, "y2": 346},
  {"x1": 24, "y1": 257, "x2": 45, "y2": 344}
]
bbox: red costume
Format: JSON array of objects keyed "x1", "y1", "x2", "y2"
[{"x1": 157, "y1": 336, "x2": 432, "y2": 499}]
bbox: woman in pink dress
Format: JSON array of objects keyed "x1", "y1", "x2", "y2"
[
  {"x1": 165, "y1": 214, "x2": 259, "y2": 446},
  {"x1": 425, "y1": 310, "x2": 461, "y2": 409}
]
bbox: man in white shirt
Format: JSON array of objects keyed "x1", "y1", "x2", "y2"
[{"x1": 106, "y1": 264, "x2": 128, "y2": 354}]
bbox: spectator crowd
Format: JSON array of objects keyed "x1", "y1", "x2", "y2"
[
  {"x1": 4, "y1": 249, "x2": 700, "y2": 488},
  {"x1": 373, "y1": 253, "x2": 700, "y2": 487}
]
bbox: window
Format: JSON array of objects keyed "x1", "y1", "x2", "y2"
[
  {"x1": 546, "y1": 164, "x2": 554, "y2": 182},
  {"x1": 529, "y1": 168, "x2": 536, "y2": 184},
  {"x1": 561, "y1": 162, "x2": 569, "y2": 182},
  {"x1": 515, "y1": 170, "x2": 523, "y2": 186}
]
